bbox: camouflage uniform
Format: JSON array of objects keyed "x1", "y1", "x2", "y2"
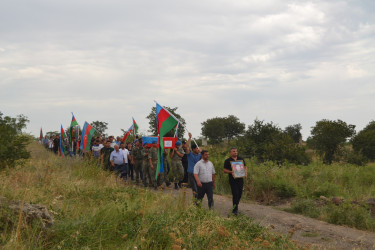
[
  {"x1": 141, "y1": 147, "x2": 151, "y2": 186},
  {"x1": 148, "y1": 147, "x2": 158, "y2": 188},
  {"x1": 171, "y1": 147, "x2": 185, "y2": 183},
  {"x1": 162, "y1": 150, "x2": 170, "y2": 184},
  {"x1": 100, "y1": 147, "x2": 114, "y2": 171},
  {"x1": 131, "y1": 146, "x2": 143, "y2": 183}
]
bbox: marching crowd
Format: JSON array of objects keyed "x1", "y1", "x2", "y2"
[{"x1": 41, "y1": 133, "x2": 247, "y2": 215}]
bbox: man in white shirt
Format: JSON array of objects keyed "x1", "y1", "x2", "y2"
[
  {"x1": 110, "y1": 144, "x2": 126, "y2": 180},
  {"x1": 194, "y1": 150, "x2": 216, "y2": 209}
]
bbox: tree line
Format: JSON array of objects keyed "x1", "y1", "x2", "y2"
[
  {"x1": 1, "y1": 107, "x2": 374, "y2": 169},
  {"x1": 201, "y1": 114, "x2": 374, "y2": 166}
]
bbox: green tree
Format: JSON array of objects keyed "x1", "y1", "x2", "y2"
[
  {"x1": 201, "y1": 117, "x2": 225, "y2": 144},
  {"x1": 239, "y1": 119, "x2": 310, "y2": 165},
  {"x1": 0, "y1": 112, "x2": 31, "y2": 169},
  {"x1": 91, "y1": 121, "x2": 108, "y2": 137},
  {"x1": 201, "y1": 115, "x2": 245, "y2": 144},
  {"x1": 146, "y1": 106, "x2": 185, "y2": 137},
  {"x1": 284, "y1": 124, "x2": 302, "y2": 143},
  {"x1": 351, "y1": 121, "x2": 375, "y2": 160},
  {"x1": 308, "y1": 119, "x2": 355, "y2": 164},
  {"x1": 223, "y1": 115, "x2": 246, "y2": 140}
]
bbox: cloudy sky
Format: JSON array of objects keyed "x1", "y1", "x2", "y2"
[{"x1": 1, "y1": 0, "x2": 374, "y2": 139}]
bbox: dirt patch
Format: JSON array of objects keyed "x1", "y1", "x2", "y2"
[{"x1": 157, "y1": 187, "x2": 375, "y2": 249}]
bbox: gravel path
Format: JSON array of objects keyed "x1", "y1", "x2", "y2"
[{"x1": 159, "y1": 187, "x2": 375, "y2": 249}]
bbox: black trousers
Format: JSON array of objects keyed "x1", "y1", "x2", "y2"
[
  {"x1": 229, "y1": 177, "x2": 243, "y2": 212},
  {"x1": 197, "y1": 182, "x2": 214, "y2": 209},
  {"x1": 188, "y1": 173, "x2": 198, "y2": 198}
]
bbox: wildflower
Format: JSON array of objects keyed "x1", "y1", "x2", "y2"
[
  {"x1": 169, "y1": 233, "x2": 176, "y2": 240},
  {"x1": 175, "y1": 238, "x2": 184, "y2": 245},
  {"x1": 172, "y1": 244, "x2": 181, "y2": 250},
  {"x1": 262, "y1": 240, "x2": 271, "y2": 248}
]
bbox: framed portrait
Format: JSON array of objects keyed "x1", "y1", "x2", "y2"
[{"x1": 230, "y1": 160, "x2": 246, "y2": 178}]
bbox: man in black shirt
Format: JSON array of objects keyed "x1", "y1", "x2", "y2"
[
  {"x1": 180, "y1": 140, "x2": 189, "y2": 186},
  {"x1": 100, "y1": 140, "x2": 114, "y2": 171},
  {"x1": 224, "y1": 147, "x2": 247, "y2": 215},
  {"x1": 53, "y1": 135, "x2": 60, "y2": 154}
]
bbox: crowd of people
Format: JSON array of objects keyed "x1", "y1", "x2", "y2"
[{"x1": 41, "y1": 132, "x2": 247, "y2": 215}]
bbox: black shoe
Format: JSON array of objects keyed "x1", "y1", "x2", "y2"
[
  {"x1": 232, "y1": 210, "x2": 239, "y2": 216},
  {"x1": 174, "y1": 183, "x2": 178, "y2": 190},
  {"x1": 178, "y1": 182, "x2": 182, "y2": 188},
  {"x1": 166, "y1": 182, "x2": 171, "y2": 187}
]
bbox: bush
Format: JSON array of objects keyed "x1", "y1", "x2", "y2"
[
  {"x1": 326, "y1": 203, "x2": 375, "y2": 231},
  {"x1": 344, "y1": 151, "x2": 368, "y2": 166},
  {"x1": 289, "y1": 199, "x2": 320, "y2": 218},
  {"x1": 238, "y1": 119, "x2": 311, "y2": 165},
  {"x1": 351, "y1": 121, "x2": 375, "y2": 160},
  {"x1": 0, "y1": 112, "x2": 31, "y2": 169}
]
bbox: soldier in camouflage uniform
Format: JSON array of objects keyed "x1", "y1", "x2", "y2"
[
  {"x1": 169, "y1": 140, "x2": 185, "y2": 190},
  {"x1": 148, "y1": 141, "x2": 159, "y2": 189},
  {"x1": 162, "y1": 149, "x2": 171, "y2": 187},
  {"x1": 130, "y1": 140, "x2": 143, "y2": 183},
  {"x1": 141, "y1": 144, "x2": 151, "y2": 187}
]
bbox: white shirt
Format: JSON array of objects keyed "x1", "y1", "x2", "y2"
[
  {"x1": 120, "y1": 148, "x2": 130, "y2": 163},
  {"x1": 193, "y1": 159, "x2": 216, "y2": 183}
]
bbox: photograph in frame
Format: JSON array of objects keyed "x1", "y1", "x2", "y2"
[{"x1": 230, "y1": 160, "x2": 246, "y2": 178}]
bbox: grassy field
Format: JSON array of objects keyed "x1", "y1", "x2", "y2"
[
  {"x1": 0, "y1": 143, "x2": 296, "y2": 249},
  {"x1": 208, "y1": 145, "x2": 375, "y2": 232}
]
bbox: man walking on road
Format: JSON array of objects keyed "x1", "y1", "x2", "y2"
[
  {"x1": 194, "y1": 150, "x2": 215, "y2": 209},
  {"x1": 224, "y1": 147, "x2": 247, "y2": 215},
  {"x1": 185, "y1": 132, "x2": 201, "y2": 198},
  {"x1": 110, "y1": 144, "x2": 126, "y2": 180}
]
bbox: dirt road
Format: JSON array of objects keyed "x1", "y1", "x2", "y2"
[{"x1": 160, "y1": 187, "x2": 375, "y2": 249}]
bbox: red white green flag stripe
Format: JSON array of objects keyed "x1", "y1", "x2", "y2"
[
  {"x1": 132, "y1": 117, "x2": 138, "y2": 136},
  {"x1": 155, "y1": 102, "x2": 178, "y2": 179},
  {"x1": 80, "y1": 122, "x2": 96, "y2": 152}
]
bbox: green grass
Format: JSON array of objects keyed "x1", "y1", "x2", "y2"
[
  {"x1": 0, "y1": 143, "x2": 296, "y2": 249},
  {"x1": 209, "y1": 144, "x2": 375, "y2": 232}
]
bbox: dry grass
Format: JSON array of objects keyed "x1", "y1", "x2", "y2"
[{"x1": 0, "y1": 142, "x2": 297, "y2": 249}]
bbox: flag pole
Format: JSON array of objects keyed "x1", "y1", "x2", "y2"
[{"x1": 154, "y1": 100, "x2": 200, "y2": 149}]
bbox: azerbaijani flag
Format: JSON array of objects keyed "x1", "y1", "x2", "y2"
[
  {"x1": 69, "y1": 113, "x2": 79, "y2": 146},
  {"x1": 80, "y1": 122, "x2": 96, "y2": 152},
  {"x1": 70, "y1": 114, "x2": 79, "y2": 127},
  {"x1": 76, "y1": 126, "x2": 80, "y2": 152},
  {"x1": 121, "y1": 124, "x2": 134, "y2": 142},
  {"x1": 132, "y1": 117, "x2": 138, "y2": 136},
  {"x1": 156, "y1": 103, "x2": 178, "y2": 179},
  {"x1": 156, "y1": 103, "x2": 179, "y2": 137},
  {"x1": 60, "y1": 125, "x2": 65, "y2": 157},
  {"x1": 40, "y1": 127, "x2": 43, "y2": 140}
]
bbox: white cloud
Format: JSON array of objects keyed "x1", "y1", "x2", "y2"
[{"x1": 0, "y1": 0, "x2": 374, "y2": 139}]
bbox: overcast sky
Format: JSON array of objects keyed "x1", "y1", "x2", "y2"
[{"x1": 1, "y1": 0, "x2": 374, "y2": 140}]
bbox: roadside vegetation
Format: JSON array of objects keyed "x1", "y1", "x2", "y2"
[
  {"x1": 0, "y1": 143, "x2": 296, "y2": 249},
  {"x1": 210, "y1": 145, "x2": 375, "y2": 232}
]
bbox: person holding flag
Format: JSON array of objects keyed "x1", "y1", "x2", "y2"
[
  {"x1": 154, "y1": 100, "x2": 200, "y2": 186},
  {"x1": 185, "y1": 132, "x2": 202, "y2": 198}
]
